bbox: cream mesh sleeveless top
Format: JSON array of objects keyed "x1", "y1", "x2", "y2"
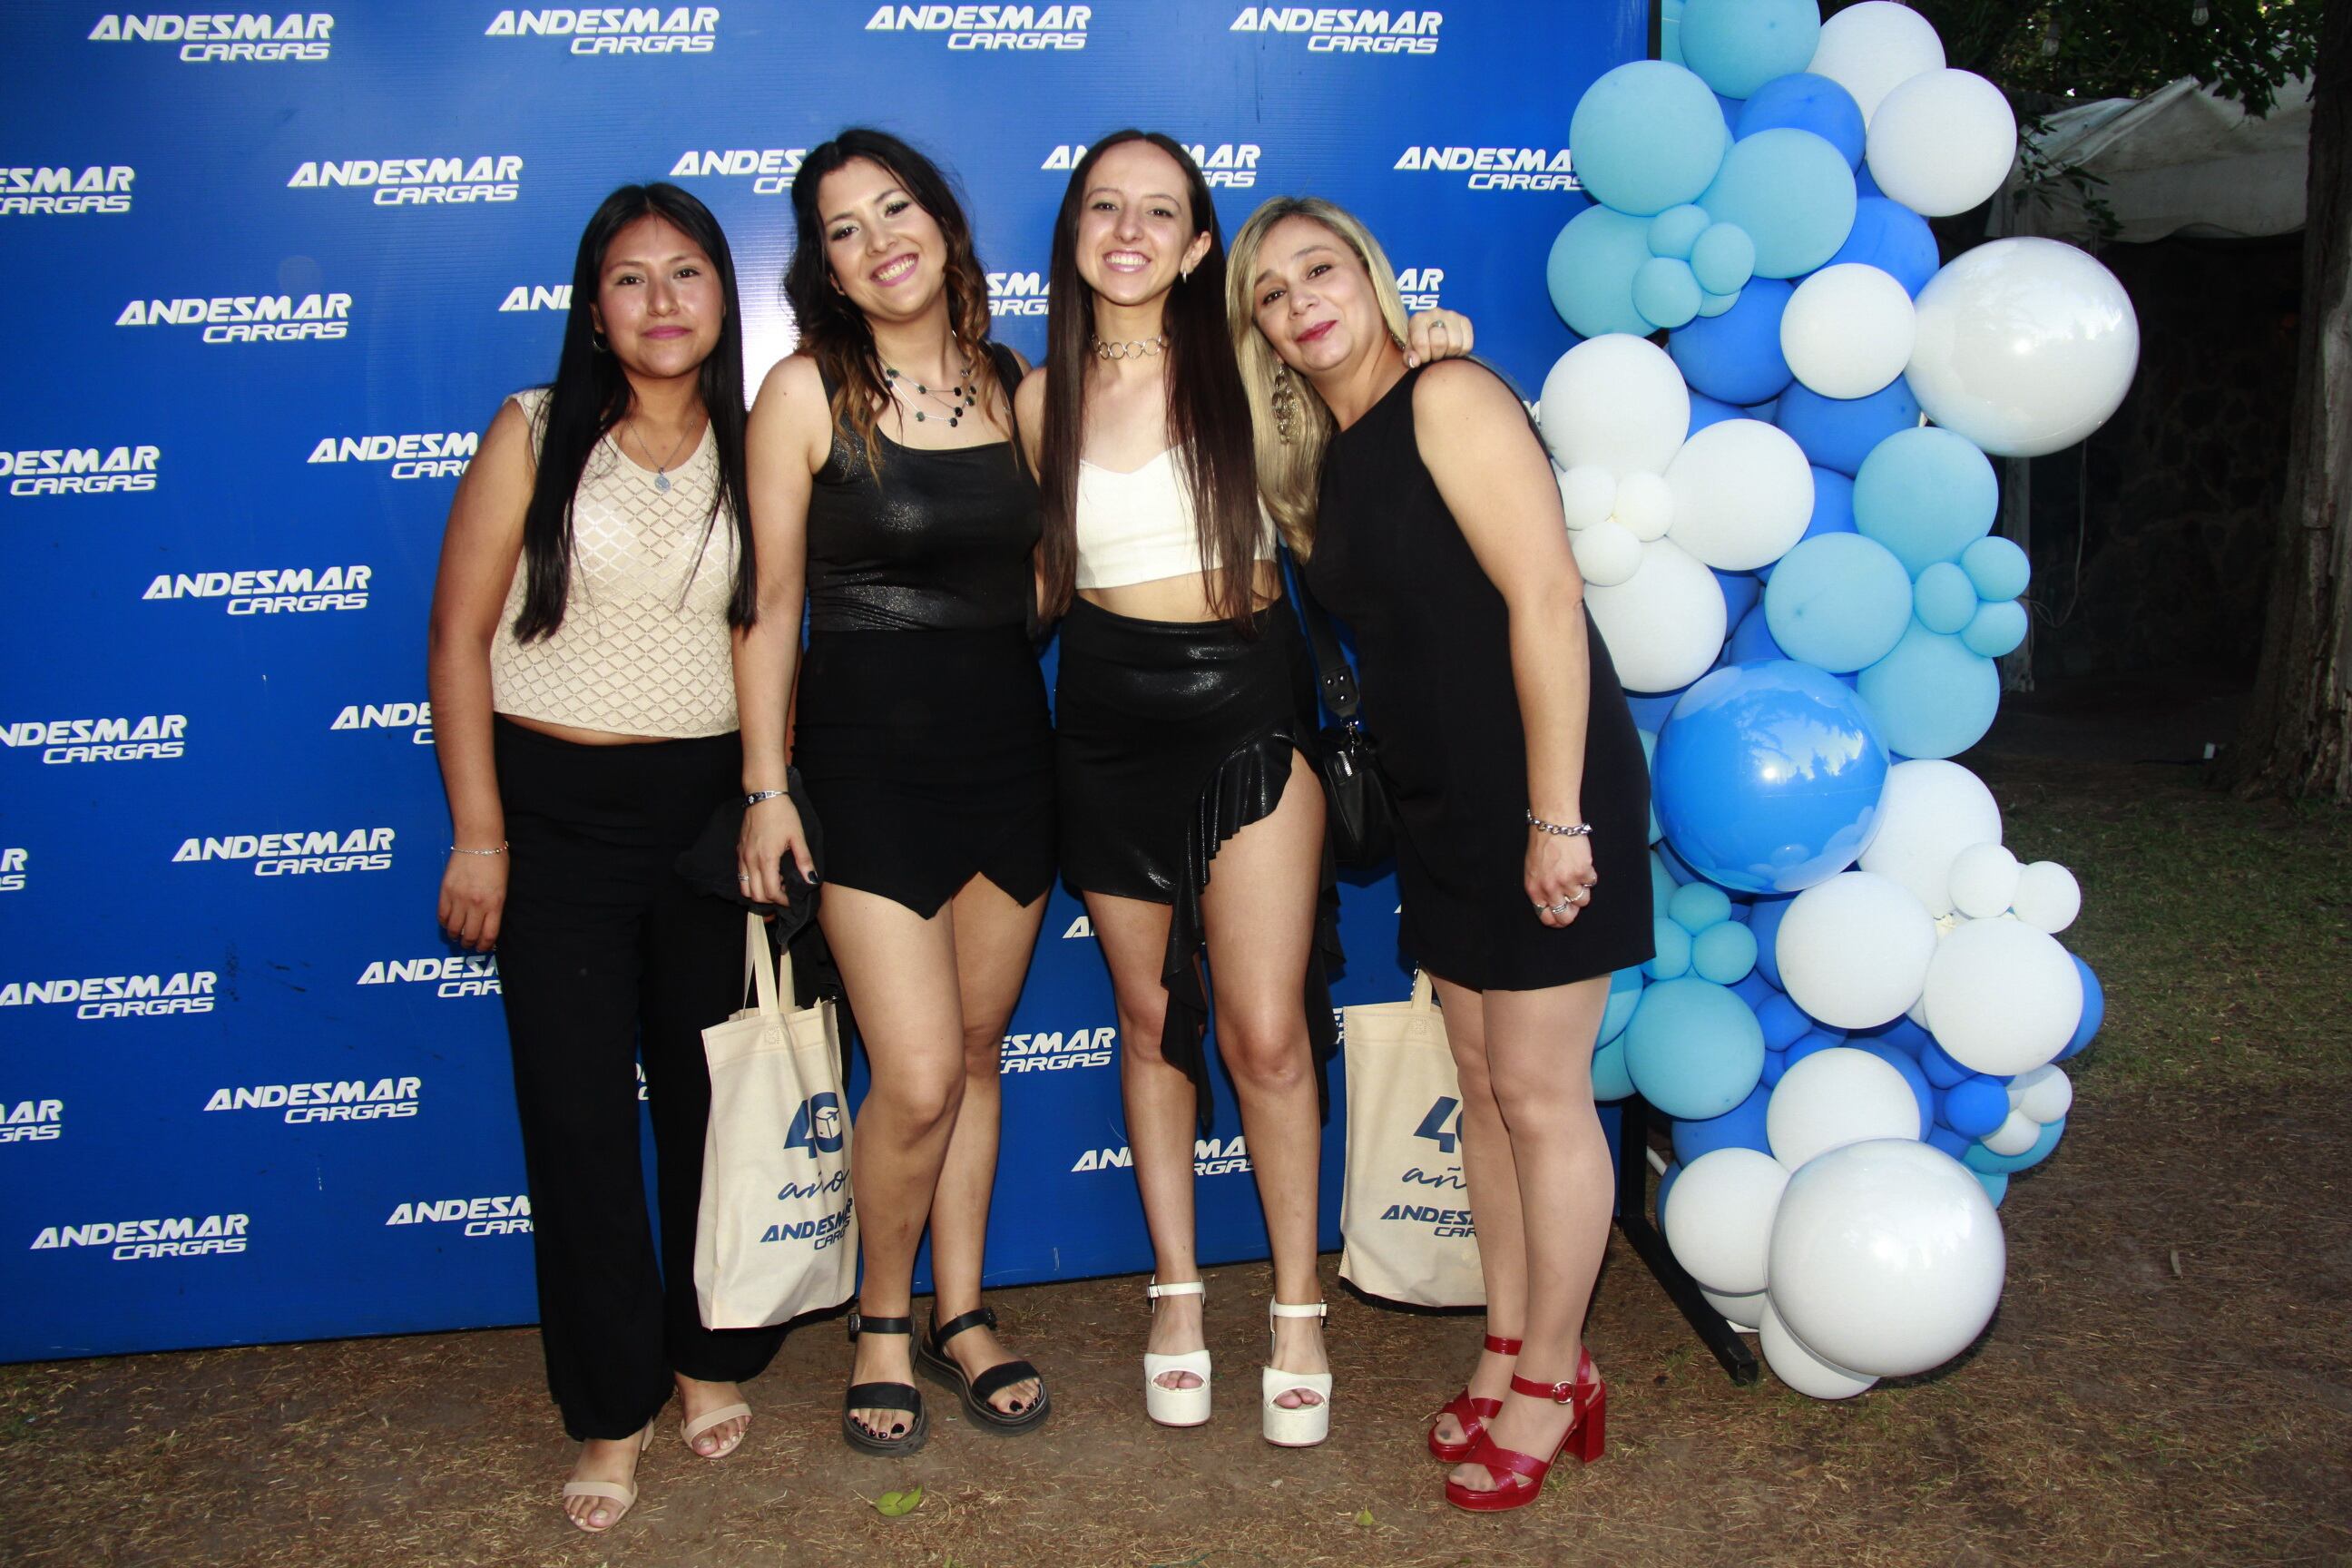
[{"x1": 490, "y1": 387, "x2": 740, "y2": 737}]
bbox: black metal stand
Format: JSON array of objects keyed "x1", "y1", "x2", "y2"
[{"x1": 1614, "y1": 1095, "x2": 1759, "y2": 1385}]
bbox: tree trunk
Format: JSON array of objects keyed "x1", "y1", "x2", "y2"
[{"x1": 2229, "y1": 0, "x2": 2352, "y2": 802}]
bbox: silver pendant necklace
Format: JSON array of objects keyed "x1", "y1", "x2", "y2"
[{"x1": 622, "y1": 416, "x2": 695, "y2": 493}]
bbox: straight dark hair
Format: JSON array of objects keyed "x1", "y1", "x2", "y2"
[
  {"x1": 1038, "y1": 131, "x2": 1263, "y2": 632},
  {"x1": 513, "y1": 181, "x2": 755, "y2": 642},
  {"x1": 784, "y1": 128, "x2": 1004, "y2": 468}
]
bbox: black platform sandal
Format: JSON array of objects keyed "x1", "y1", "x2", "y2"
[
  {"x1": 842, "y1": 1310, "x2": 928, "y2": 1455},
  {"x1": 915, "y1": 1305, "x2": 1051, "y2": 1434}
]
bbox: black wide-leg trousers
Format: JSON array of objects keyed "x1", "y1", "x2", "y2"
[{"x1": 493, "y1": 718, "x2": 783, "y2": 1441}]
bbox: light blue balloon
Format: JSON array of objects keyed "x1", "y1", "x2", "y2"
[
  {"x1": 1640, "y1": 729, "x2": 1662, "y2": 843},
  {"x1": 1655, "y1": 660, "x2": 1891, "y2": 894},
  {"x1": 1692, "y1": 919, "x2": 1759, "y2": 985},
  {"x1": 1667, "y1": 275, "x2": 1793, "y2": 405},
  {"x1": 1649, "y1": 848, "x2": 1681, "y2": 913},
  {"x1": 1964, "y1": 1115, "x2": 2065, "y2": 1175},
  {"x1": 1699, "y1": 128, "x2": 1857, "y2": 279},
  {"x1": 1963, "y1": 599, "x2": 2029, "y2": 659},
  {"x1": 1763, "y1": 533, "x2": 1914, "y2": 672},
  {"x1": 1855, "y1": 427, "x2": 1999, "y2": 574},
  {"x1": 1775, "y1": 377, "x2": 1922, "y2": 476},
  {"x1": 1828, "y1": 197, "x2": 1941, "y2": 296},
  {"x1": 1803, "y1": 467, "x2": 1857, "y2": 541},
  {"x1": 1633, "y1": 255, "x2": 1704, "y2": 329},
  {"x1": 1600, "y1": 964, "x2": 1647, "y2": 1045},
  {"x1": 1914, "y1": 562, "x2": 1980, "y2": 634},
  {"x1": 1669, "y1": 880, "x2": 1733, "y2": 934},
  {"x1": 1669, "y1": 1082, "x2": 1773, "y2": 1163},
  {"x1": 1647, "y1": 917, "x2": 1694, "y2": 980},
  {"x1": 1660, "y1": 0, "x2": 1685, "y2": 65},
  {"x1": 1975, "y1": 1170, "x2": 2010, "y2": 1208},
  {"x1": 1679, "y1": 0, "x2": 1822, "y2": 99},
  {"x1": 1857, "y1": 622, "x2": 2002, "y2": 760},
  {"x1": 1570, "y1": 60, "x2": 1731, "y2": 216},
  {"x1": 1690, "y1": 220, "x2": 1757, "y2": 294},
  {"x1": 1592, "y1": 1038, "x2": 1636, "y2": 1102},
  {"x1": 1962, "y1": 535, "x2": 2031, "y2": 601},
  {"x1": 1697, "y1": 289, "x2": 1740, "y2": 318},
  {"x1": 1737, "y1": 73, "x2": 1866, "y2": 169},
  {"x1": 1726, "y1": 602, "x2": 1788, "y2": 664},
  {"x1": 1546, "y1": 203, "x2": 1655, "y2": 338},
  {"x1": 1649, "y1": 202, "x2": 1712, "y2": 259},
  {"x1": 1624, "y1": 976, "x2": 1768, "y2": 1121}
]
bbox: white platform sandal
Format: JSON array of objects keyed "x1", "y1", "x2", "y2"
[
  {"x1": 1142, "y1": 1279, "x2": 1211, "y2": 1427},
  {"x1": 1262, "y1": 1300, "x2": 1332, "y2": 1448}
]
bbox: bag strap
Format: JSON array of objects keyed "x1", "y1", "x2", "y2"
[
  {"x1": 1409, "y1": 969, "x2": 1436, "y2": 1012},
  {"x1": 1279, "y1": 544, "x2": 1362, "y2": 723},
  {"x1": 743, "y1": 910, "x2": 779, "y2": 1017}
]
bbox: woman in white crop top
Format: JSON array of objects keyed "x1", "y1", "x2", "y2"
[
  {"x1": 427, "y1": 184, "x2": 793, "y2": 1534},
  {"x1": 1014, "y1": 131, "x2": 1472, "y2": 1450}
]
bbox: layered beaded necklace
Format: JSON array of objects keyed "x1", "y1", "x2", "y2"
[{"x1": 881, "y1": 348, "x2": 978, "y2": 426}]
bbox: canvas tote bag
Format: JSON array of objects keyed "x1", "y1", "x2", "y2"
[
  {"x1": 1338, "y1": 970, "x2": 1487, "y2": 1308},
  {"x1": 694, "y1": 912, "x2": 858, "y2": 1328}
]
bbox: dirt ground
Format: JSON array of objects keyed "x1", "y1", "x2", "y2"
[{"x1": 5, "y1": 675, "x2": 2348, "y2": 1568}]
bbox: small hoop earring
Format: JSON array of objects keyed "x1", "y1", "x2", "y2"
[
  {"x1": 591, "y1": 328, "x2": 610, "y2": 354},
  {"x1": 1179, "y1": 264, "x2": 1194, "y2": 285},
  {"x1": 1272, "y1": 363, "x2": 1298, "y2": 447}
]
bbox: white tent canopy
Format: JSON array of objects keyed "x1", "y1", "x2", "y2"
[{"x1": 1998, "y1": 74, "x2": 2315, "y2": 244}]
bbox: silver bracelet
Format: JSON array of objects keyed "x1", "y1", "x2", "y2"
[
  {"x1": 743, "y1": 789, "x2": 787, "y2": 808},
  {"x1": 449, "y1": 841, "x2": 509, "y2": 857},
  {"x1": 1525, "y1": 811, "x2": 1592, "y2": 838}
]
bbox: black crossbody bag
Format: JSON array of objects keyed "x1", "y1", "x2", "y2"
[{"x1": 1284, "y1": 550, "x2": 1396, "y2": 868}]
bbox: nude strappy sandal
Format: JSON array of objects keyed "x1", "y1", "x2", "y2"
[
  {"x1": 680, "y1": 1398, "x2": 750, "y2": 1459},
  {"x1": 561, "y1": 1423, "x2": 655, "y2": 1534}
]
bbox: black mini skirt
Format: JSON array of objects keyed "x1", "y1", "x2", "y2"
[
  {"x1": 794, "y1": 625, "x2": 1055, "y2": 918},
  {"x1": 1054, "y1": 597, "x2": 1342, "y2": 1128}
]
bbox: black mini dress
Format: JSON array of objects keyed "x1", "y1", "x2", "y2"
[
  {"x1": 794, "y1": 345, "x2": 1055, "y2": 917},
  {"x1": 1308, "y1": 363, "x2": 1653, "y2": 990}
]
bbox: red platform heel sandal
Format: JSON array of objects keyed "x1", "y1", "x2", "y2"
[
  {"x1": 1443, "y1": 1348, "x2": 1604, "y2": 1513},
  {"x1": 1426, "y1": 1333, "x2": 1522, "y2": 1463}
]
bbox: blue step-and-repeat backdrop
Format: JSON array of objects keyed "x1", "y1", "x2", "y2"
[{"x1": 0, "y1": 1, "x2": 1647, "y2": 1362}]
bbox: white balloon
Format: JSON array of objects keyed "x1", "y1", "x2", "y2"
[
  {"x1": 1857, "y1": 760, "x2": 2003, "y2": 916},
  {"x1": 1703, "y1": 1286, "x2": 1766, "y2": 1333},
  {"x1": 1759, "y1": 1296, "x2": 1877, "y2": 1399},
  {"x1": 2011, "y1": 860, "x2": 2082, "y2": 934},
  {"x1": 1664, "y1": 1148, "x2": 1791, "y2": 1296},
  {"x1": 1776, "y1": 872, "x2": 1936, "y2": 1029},
  {"x1": 1806, "y1": 0, "x2": 1945, "y2": 123},
  {"x1": 1906, "y1": 238, "x2": 2141, "y2": 458},
  {"x1": 1571, "y1": 518, "x2": 1644, "y2": 586},
  {"x1": 1614, "y1": 469, "x2": 1676, "y2": 542},
  {"x1": 1983, "y1": 1108, "x2": 2043, "y2": 1157},
  {"x1": 1866, "y1": 69, "x2": 2018, "y2": 217},
  {"x1": 2009, "y1": 1063, "x2": 2073, "y2": 1124},
  {"x1": 1769, "y1": 1139, "x2": 2004, "y2": 1378},
  {"x1": 1781, "y1": 263, "x2": 1917, "y2": 399},
  {"x1": 1946, "y1": 841, "x2": 2022, "y2": 921},
  {"x1": 1584, "y1": 537, "x2": 1729, "y2": 692},
  {"x1": 1665, "y1": 418, "x2": 1814, "y2": 570},
  {"x1": 1558, "y1": 465, "x2": 1616, "y2": 532},
  {"x1": 1925, "y1": 917, "x2": 2084, "y2": 1075},
  {"x1": 1767, "y1": 1046, "x2": 1923, "y2": 1169},
  {"x1": 1538, "y1": 335, "x2": 1691, "y2": 479}
]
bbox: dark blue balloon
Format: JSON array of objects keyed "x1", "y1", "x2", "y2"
[
  {"x1": 1746, "y1": 892, "x2": 1795, "y2": 988},
  {"x1": 1716, "y1": 568, "x2": 1763, "y2": 627},
  {"x1": 1655, "y1": 1161, "x2": 1682, "y2": 1227},
  {"x1": 1626, "y1": 682, "x2": 1693, "y2": 733},
  {"x1": 1761, "y1": 1046, "x2": 1789, "y2": 1087},
  {"x1": 1671, "y1": 1082, "x2": 1774, "y2": 1164},
  {"x1": 1667, "y1": 276, "x2": 1794, "y2": 405},
  {"x1": 1729, "y1": 966, "x2": 1776, "y2": 1008},
  {"x1": 1915, "y1": 1033, "x2": 1975, "y2": 1089},
  {"x1": 1737, "y1": 73, "x2": 1866, "y2": 169},
  {"x1": 1827, "y1": 197, "x2": 1941, "y2": 296},
  {"x1": 1848, "y1": 1015, "x2": 1929, "y2": 1057},
  {"x1": 1804, "y1": 466, "x2": 1857, "y2": 542},
  {"x1": 1856, "y1": 161, "x2": 1884, "y2": 200},
  {"x1": 1925, "y1": 1124, "x2": 1970, "y2": 1159},
  {"x1": 1785, "y1": 1028, "x2": 1843, "y2": 1068},
  {"x1": 1774, "y1": 377, "x2": 1923, "y2": 476},
  {"x1": 1727, "y1": 602, "x2": 1788, "y2": 663},
  {"x1": 1654, "y1": 661, "x2": 1891, "y2": 894},
  {"x1": 1655, "y1": 835, "x2": 1705, "y2": 887},
  {"x1": 2056, "y1": 955, "x2": 2103, "y2": 1062},
  {"x1": 1936, "y1": 1075, "x2": 2011, "y2": 1138},
  {"x1": 1755, "y1": 991, "x2": 1811, "y2": 1050},
  {"x1": 1688, "y1": 391, "x2": 1746, "y2": 433}
]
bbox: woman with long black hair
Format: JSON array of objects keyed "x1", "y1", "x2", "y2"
[
  {"x1": 735, "y1": 129, "x2": 1052, "y2": 1455},
  {"x1": 428, "y1": 182, "x2": 784, "y2": 1532}
]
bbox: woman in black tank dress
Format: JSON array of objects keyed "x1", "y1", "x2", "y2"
[
  {"x1": 736, "y1": 131, "x2": 1051, "y2": 1456},
  {"x1": 1232, "y1": 197, "x2": 1651, "y2": 1514}
]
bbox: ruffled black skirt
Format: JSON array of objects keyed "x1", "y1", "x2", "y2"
[{"x1": 1054, "y1": 598, "x2": 1343, "y2": 1129}]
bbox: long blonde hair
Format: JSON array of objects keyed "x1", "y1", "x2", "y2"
[{"x1": 1225, "y1": 195, "x2": 1413, "y2": 555}]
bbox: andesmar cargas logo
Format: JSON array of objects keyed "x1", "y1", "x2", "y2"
[
  {"x1": 0, "y1": 1099, "x2": 63, "y2": 1144},
  {"x1": 486, "y1": 6, "x2": 720, "y2": 54},
  {"x1": 1, "y1": 441, "x2": 158, "y2": 496},
  {"x1": 864, "y1": 4, "x2": 1088, "y2": 50},
  {"x1": 499, "y1": 283, "x2": 573, "y2": 312},
  {"x1": 1001, "y1": 1023, "x2": 1114, "y2": 1073},
  {"x1": 988, "y1": 267, "x2": 1047, "y2": 319},
  {"x1": 387, "y1": 1194, "x2": 532, "y2": 1237},
  {"x1": 205, "y1": 1074, "x2": 421, "y2": 1123},
  {"x1": 1073, "y1": 1134, "x2": 1250, "y2": 1175},
  {"x1": 0, "y1": 714, "x2": 187, "y2": 765},
  {"x1": 88, "y1": 13, "x2": 333, "y2": 63},
  {"x1": 172, "y1": 827, "x2": 396, "y2": 877},
  {"x1": 143, "y1": 564, "x2": 371, "y2": 614},
  {"x1": 309, "y1": 431, "x2": 476, "y2": 480},
  {"x1": 358, "y1": 952, "x2": 498, "y2": 998},
  {"x1": 0, "y1": 968, "x2": 217, "y2": 1022},
  {"x1": 1394, "y1": 264, "x2": 1443, "y2": 311},
  {"x1": 1, "y1": 166, "x2": 134, "y2": 217},
  {"x1": 1044, "y1": 142, "x2": 1261, "y2": 188},
  {"x1": 289, "y1": 156, "x2": 522, "y2": 207},
  {"x1": 116, "y1": 289, "x2": 352, "y2": 344},
  {"x1": 31, "y1": 1213, "x2": 250, "y2": 1260},
  {"x1": 670, "y1": 148, "x2": 803, "y2": 197},
  {"x1": 332, "y1": 701, "x2": 435, "y2": 744},
  {"x1": 1395, "y1": 142, "x2": 1577, "y2": 192},
  {"x1": 0, "y1": 848, "x2": 24, "y2": 892},
  {"x1": 1230, "y1": 6, "x2": 1440, "y2": 54}
]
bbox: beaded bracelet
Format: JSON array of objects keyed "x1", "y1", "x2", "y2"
[{"x1": 1525, "y1": 811, "x2": 1592, "y2": 838}]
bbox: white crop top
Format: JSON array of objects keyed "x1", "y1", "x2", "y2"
[
  {"x1": 1073, "y1": 447, "x2": 1277, "y2": 591},
  {"x1": 489, "y1": 387, "x2": 740, "y2": 738}
]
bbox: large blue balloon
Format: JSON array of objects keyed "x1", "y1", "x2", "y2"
[
  {"x1": 1670, "y1": 1082, "x2": 1773, "y2": 1163},
  {"x1": 1654, "y1": 660, "x2": 1892, "y2": 894},
  {"x1": 1857, "y1": 622, "x2": 2002, "y2": 760},
  {"x1": 1763, "y1": 533, "x2": 1914, "y2": 672},
  {"x1": 1624, "y1": 976, "x2": 1767, "y2": 1120},
  {"x1": 1737, "y1": 74, "x2": 1866, "y2": 169},
  {"x1": 1698, "y1": 128, "x2": 1857, "y2": 279},
  {"x1": 1774, "y1": 377, "x2": 1922, "y2": 476},
  {"x1": 1546, "y1": 202, "x2": 1654, "y2": 338},
  {"x1": 1570, "y1": 60, "x2": 1731, "y2": 216},
  {"x1": 1854, "y1": 427, "x2": 1999, "y2": 575},
  {"x1": 1667, "y1": 275, "x2": 1794, "y2": 404},
  {"x1": 1678, "y1": 0, "x2": 1821, "y2": 99},
  {"x1": 1828, "y1": 197, "x2": 1941, "y2": 296}
]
